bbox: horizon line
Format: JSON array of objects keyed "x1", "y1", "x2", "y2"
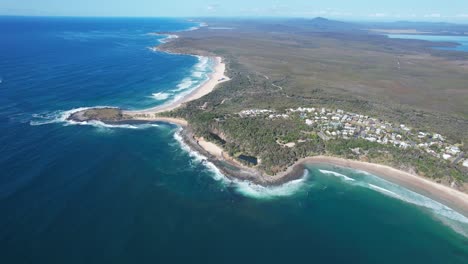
[{"x1": 1, "y1": 14, "x2": 468, "y2": 24}]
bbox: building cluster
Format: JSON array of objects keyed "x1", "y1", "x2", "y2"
[
  {"x1": 239, "y1": 109, "x2": 289, "y2": 119},
  {"x1": 238, "y1": 107, "x2": 466, "y2": 167}
]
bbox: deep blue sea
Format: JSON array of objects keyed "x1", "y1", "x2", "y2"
[
  {"x1": 388, "y1": 34, "x2": 468, "y2": 52},
  {"x1": 1, "y1": 17, "x2": 467, "y2": 264}
]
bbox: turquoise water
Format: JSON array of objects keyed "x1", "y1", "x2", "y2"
[
  {"x1": 388, "y1": 34, "x2": 468, "y2": 52},
  {"x1": 0, "y1": 17, "x2": 467, "y2": 263}
]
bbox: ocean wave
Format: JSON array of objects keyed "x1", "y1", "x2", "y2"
[
  {"x1": 192, "y1": 71, "x2": 204, "y2": 78},
  {"x1": 170, "y1": 56, "x2": 212, "y2": 93},
  {"x1": 174, "y1": 78, "x2": 194, "y2": 91},
  {"x1": 368, "y1": 184, "x2": 402, "y2": 199},
  {"x1": 319, "y1": 167, "x2": 468, "y2": 236},
  {"x1": 147, "y1": 56, "x2": 212, "y2": 106},
  {"x1": 337, "y1": 169, "x2": 468, "y2": 236},
  {"x1": 233, "y1": 171, "x2": 309, "y2": 199},
  {"x1": 145, "y1": 26, "x2": 213, "y2": 106},
  {"x1": 319, "y1": 169, "x2": 355, "y2": 181},
  {"x1": 30, "y1": 106, "x2": 159, "y2": 130},
  {"x1": 152, "y1": 92, "x2": 170, "y2": 100},
  {"x1": 173, "y1": 129, "x2": 309, "y2": 199},
  {"x1": 158, "y1": 34, "x2": 179, "y2": 44},
  {"x1": 194, "y1": 56, "x2": 210, "y2": 71},
  {"x1": 30, "y1": 106, "x2": 102, "y2": 126}
]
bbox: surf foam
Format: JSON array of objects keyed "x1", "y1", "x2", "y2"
[
  {"x1": 319, "y1": 169, "x2": 355, "y2": 181},
  {"x1": 30, "y1": 106, "x2": 160, "y2": 130},
  {"x1": 319, "y1": 167, "x2": 468, "y2": 236},
  {"x1": 343, "y1": 169, "x2": 468, "y2": 236},
  {"x1": 152, "y1": 92, "x2": 170, "y2": 100},
  {"x1": 173, "y1": 129, "x2": 309, "y2": 199}
]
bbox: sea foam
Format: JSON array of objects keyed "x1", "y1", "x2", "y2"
[
  {"x1": 152, "y1": 92, "x2": 170, "y2": 100},
  {"x1": 173, "y1": 129, "x2": 309, "y2": 199},
  {"x1": 319, "y1": 169, "x2": 355, "y2": 181},
  {"x1": 320, "y1": 168, "x2": 468, "y2": 236},
  {"x1": 30, "y1": 106, "x2": 159, "y2": 130},
  {"x1": 318, "y1": 167, "x2": 468, "y2": 236}
]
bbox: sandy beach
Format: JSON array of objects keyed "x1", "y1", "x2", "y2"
[
  {"x1": 184, "y1": 132, "x2": 468, "y2": 216},
  {"x1": 297, "y1": 156, "x2": 468, "y2": 216},
  {"x1": 118, "y1": 49, "x2": 468, "y2": 218},
  {"x1": 196, "y1": 137, "x2": 224, "y2": 157},
  {"x1": 124, "y1": 56, "x2": 229, "y2": 118}
]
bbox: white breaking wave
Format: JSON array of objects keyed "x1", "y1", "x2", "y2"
[
  {"x1": 145, "y1": 25, "x2": 214, "y2": 107},
  {"x1": 319, "y1": 167, "x2": 468, "y2": 236},
  {"x1": 30, "y1": 106, "x2": 159, "y2": 130},
  {"x1": 344, "y1": 169, "x2": 468, "y2": 236},
  {"x1": 368, "y1": 184, "x2": 402, "y2": 199},
  {"x1": 146, "y1": 56, "x2": 212, "y2": 108},
  {"x1": 30, "y1": 106, "x2": 103, "y2": 126},
  {"x1": 158, "y1": 34, "x2": 179, "y2": 44},
  {"x1": 174, "y1": 78, "x2": 194, "y2": 91},
  {"x1": 234, "y1": 172, "x2": 309, "y2": 199},
  {"x1": 355, "y1": 171, "x2": 468, "y2": 224},
  {"x1": 319, "y1": 169, "x2": 355, "y2": 181},
  {"x1": 173, "y1": 129, "x2": 309, "y2": 199},
  {"x1": 194, "y1": 56, "x2": 209, "y2": 71},
  {"x1": 192, "y1": 71, "x2": 203, "y2": 78},
  {"x1": 152, "y1": 92, "x2": 170, "y2": 100}
]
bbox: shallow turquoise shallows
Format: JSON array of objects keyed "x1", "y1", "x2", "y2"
[{"x1": 0, "y1": 17, "x2": 467, "y2": 264}]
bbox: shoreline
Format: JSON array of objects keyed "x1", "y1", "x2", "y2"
[
  {"x1": 299, "y1": 156, "x2": 468, "y2": 216},
  {"x1": 67, "y1": 28, "x2": 468, "y2": 218},
  {"x1": 181, "y1": 130, "x2": 468, "y2": 216},
  {"x1": 123, "y1": 56, "x2": 229, "y2": 118}
]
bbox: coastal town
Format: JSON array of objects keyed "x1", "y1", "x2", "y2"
[{"x1": 239, "y1": 107, "x2": 467, "y2": 168}]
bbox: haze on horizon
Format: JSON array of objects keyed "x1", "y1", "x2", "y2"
[{"x1": 1, "y1": 0, "x2": 468, "y2": 23}]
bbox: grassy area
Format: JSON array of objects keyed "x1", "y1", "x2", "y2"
[{"x1": 161, "y1": 18, "x2": 467, "y2": 189}]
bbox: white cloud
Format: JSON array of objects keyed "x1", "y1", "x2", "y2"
[{"x1": 456, "y1": 14, "x2": 468, "y2": 18}]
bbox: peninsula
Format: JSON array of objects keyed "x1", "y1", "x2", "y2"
[{"x1": 68, "y1": 18, "x2": 468, "y2": 216}]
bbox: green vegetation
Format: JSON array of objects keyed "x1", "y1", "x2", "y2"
[{"x1": 161, "y1": 18, "x2": 467, "y2": 189}]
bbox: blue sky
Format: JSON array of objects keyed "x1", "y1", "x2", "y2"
[{"x1": 1, "y1": 0, "x2": 468, "y2": 22}]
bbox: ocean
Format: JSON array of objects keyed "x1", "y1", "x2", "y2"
[{"x1": 1, "y1": 17, "x2": 467, "y2": 263}]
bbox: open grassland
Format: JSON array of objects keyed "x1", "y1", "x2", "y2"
[{"x1": 161, "y1": 19, "x2": 468, "y2": 188}]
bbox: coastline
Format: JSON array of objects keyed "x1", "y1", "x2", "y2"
[
  {"x1": 178, "y1": 128, "x2": 468, "y2": 216},
  {"x1": 299, "y1": 156, "x2": 468, "y2": 216},
  {"x1": 67, "y1": 28, "x2": 468, "y2": 218},
  {"x1": 123, "y1": 56, "x2": 229, "y2": 118}
]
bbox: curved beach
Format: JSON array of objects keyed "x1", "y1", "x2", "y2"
[
  {"x1": 299, "y1": 156, "x2": 468, "y2": 216},
  {"x1": 183, "y1": 133, "x2": 468, "y2": 217},
  {"x1": 124, "y1": 56, "x2": 229, "y2": 118},
  {"x1": 69, "y1": 49, "x2": 468, "y2": 218}
]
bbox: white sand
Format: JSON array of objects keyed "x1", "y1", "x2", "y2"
[
  {"x1": 124, "y1": 56, "x2": 229, "y2": 118},
  {"x1": 299, "y1": 156, "x2": 468, "y2": 216},
  {"x1": 196, "y1": 137, "x2": 224, "y2": 158},
  {"x1": 122, "y1": 53, "x2": 468, "y2": 217}
]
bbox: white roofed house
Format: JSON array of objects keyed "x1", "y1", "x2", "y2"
[
  {"x1": 442, "y1": 154, "x2": 452, "y2": 160},
  {"x1": 447, "y1": 146, "x2": 460, "y2": 155},
  {"x1": 463, "y1": 159, "x2": 468, "y2": 168}
]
